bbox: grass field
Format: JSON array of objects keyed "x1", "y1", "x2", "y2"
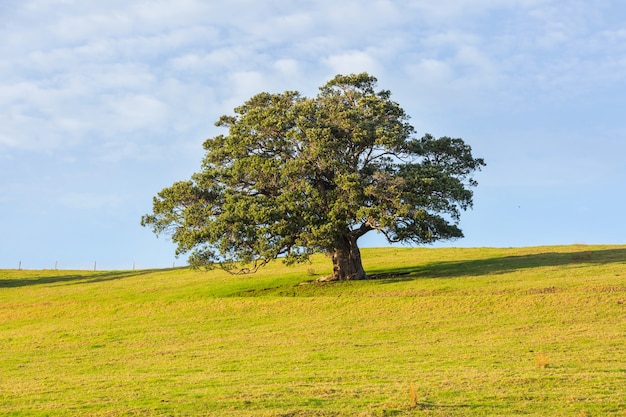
[{"x1": 1, "y1": 245, "x2": 625, "y2": 416}]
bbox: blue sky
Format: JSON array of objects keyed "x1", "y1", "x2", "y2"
[{"x1": 2, "y1": 0, "x2": 625, "y2": 270}]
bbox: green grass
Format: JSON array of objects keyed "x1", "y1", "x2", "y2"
[{"x1": 1, "y1": 245, "x2": 625, "y2": 416}]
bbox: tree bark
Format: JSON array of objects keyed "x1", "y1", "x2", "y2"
[{"x1": 323, "y1": 235, "x2": 368, "y2": 281}]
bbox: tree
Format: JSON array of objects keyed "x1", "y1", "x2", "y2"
[{"x1": 141, "y1": 73, "x2": 485, "y2": 281}]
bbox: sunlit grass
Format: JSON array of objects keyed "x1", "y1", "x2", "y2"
[{"x1": 1, "y1": 245, "x2": 625, "y2": 416}]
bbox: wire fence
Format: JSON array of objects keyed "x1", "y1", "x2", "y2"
[{"x1": 8, "y1": 260, "x2": 180, "y2": 271}]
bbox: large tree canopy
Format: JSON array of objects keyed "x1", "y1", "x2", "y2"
[{"x1": 141, "y1": 73, "x2": 485, "y2": 280}]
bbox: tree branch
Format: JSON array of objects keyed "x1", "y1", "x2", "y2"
[{"x1": 350, "y1": 222, "x2": 374, "y2": 240}]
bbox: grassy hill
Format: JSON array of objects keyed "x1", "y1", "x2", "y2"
[{"x1": 1, "y1": 245, "x2": 625, "y2": 416}]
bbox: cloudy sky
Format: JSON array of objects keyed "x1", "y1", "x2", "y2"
[{"x1": 2, "y1": 0, "x2": 625, "y2": 270}]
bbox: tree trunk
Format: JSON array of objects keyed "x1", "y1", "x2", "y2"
[{"x1": 323, "y1": 236, "x2": 368, "y2": 281}]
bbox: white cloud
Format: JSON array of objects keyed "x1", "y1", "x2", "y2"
[
  {"x1": 324, "y1": 50, "x2": 382, "y2": 77},
  {"x1": 50, "y1": 11, "x2": 134, "y2": 43},
  {"x1": 226, "y1": 70, "x2": 270, "y2": 107},
  {"x1": 105, "y1": 94, "x2": 168, "y2": 130},
  {"x1": 325, "y1": 0, "x2": 404, "y2": 31},
  {"x1": 55, "y1": 117, "x2": 89, "y2": 133},
  {"x1": 92, "y1": 64, "x2": 157, "y2": 91},
  {"x1": 406, "y1": 0, "x2": 549, "y2": 21},
  {"x1": 406, "y1": 59, "x2": 453, "y2": 84},
  {"x1": 128, "y1": 0, "x2": 216, "y2": 28},
  {"x1": 273, "y1": 58, "x2": 300, "y2": 76},
  {"x1": 247, "y1": 12, "x2": 315, "y2": 43},
  {"x1": 169, "y1": 46, "x2": 256, "y2": 73},
  {"x1": 0, "y1": 133, "x2": 20, "y2": 149},
  {"x1": 0, "y1": 79, "x2": 92, "y2": 150}
]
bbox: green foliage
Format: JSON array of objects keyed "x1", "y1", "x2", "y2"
[{"x1": 141, "y1": 73, "x2": 485, "y2": 275}]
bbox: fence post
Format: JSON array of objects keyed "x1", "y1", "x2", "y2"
[
  {"x1": 18, "y1": 261, "x2": 21, "y2": 270},
  {"x1": 94, "y1": 261, "x2": 97, "y2": 272}
]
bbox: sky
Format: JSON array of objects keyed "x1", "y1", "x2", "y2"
[{"x1": 1, "y1": 0, "x2": 626, "y2": 270}]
